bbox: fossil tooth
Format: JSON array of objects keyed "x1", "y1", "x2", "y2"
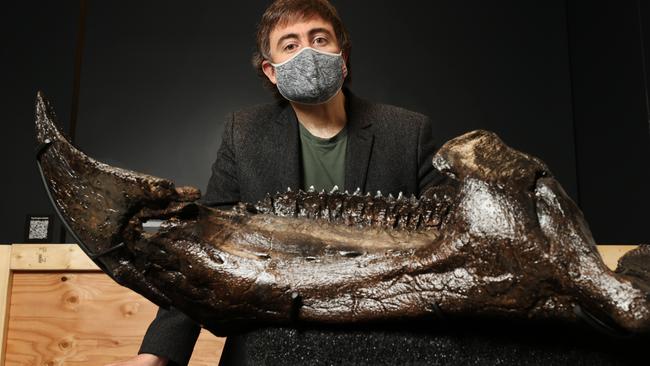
[
  {"x1": 255, "y1": 252, "x2": 271, "y2": 260},
  {"x1": 339, "y1": 250, "x2": 363, "y2": 258}
]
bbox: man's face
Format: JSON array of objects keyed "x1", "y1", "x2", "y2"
[{"x1": 262, "y1": 15, "x2": 347, "y2": 85}]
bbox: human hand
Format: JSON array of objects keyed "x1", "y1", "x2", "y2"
[{"x1": 104, "y1": 353, "x2": 169, "y2": 366}]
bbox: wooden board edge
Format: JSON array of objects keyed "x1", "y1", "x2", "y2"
[
  {"x1": 10, "y1": 243, "x2": 98, "y2": 271},
  {"x1": 0, "y1": 245, "x2": 13, "y2": 366},
  {"x1": 596, "y1": 245, "x2": 638, "y2": 271}
]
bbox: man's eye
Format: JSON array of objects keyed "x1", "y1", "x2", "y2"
[
  {"x1": 284, "y1": 44, "x2": 298, "y2": 51},
  {"x1": 313, "y1": 37, "x2": 328, "y2": 46}
]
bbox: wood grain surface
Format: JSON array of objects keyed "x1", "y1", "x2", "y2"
[
  {"x1": 10, "y1": 244, "x2": 97, "y2": 271},
  {"x1": 4, "y1": 272, "x2": 224, "y2": 366}
]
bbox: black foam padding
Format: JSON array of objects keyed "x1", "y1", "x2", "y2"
[{"x1": 217, "y1": 319, "x2": 648, "y2": 365}]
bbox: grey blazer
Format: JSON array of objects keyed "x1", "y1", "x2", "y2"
[{"x1": 138, "y1": 89, "x2": 444, "y2": 366}]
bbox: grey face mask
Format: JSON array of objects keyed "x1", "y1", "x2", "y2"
[{"x1": 271, "y1": 47, "x2": 345, "y2": 105}]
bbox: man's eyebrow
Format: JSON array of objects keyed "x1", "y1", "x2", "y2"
[
  {"x1": 308, "y1": 27, "x2": 334, "y2": 38},
  {"x1": 276, "y1": 33, "x2": 300, "y2": 48},
  {"x1": 275, "y1": 28, "x2": 335, "y2": 49}
]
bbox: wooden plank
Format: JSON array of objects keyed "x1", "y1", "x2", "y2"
[
  {"x1": 596, "y1": 245, "x2": 638, "y2": 271},
  {"x1": 0, "y1": 245, "x2": 13, "y2": 366},
  {"x1": 10, "y1": 244, "x2": 98, "y2": 271},
  {"x1": 4, "y1": 272, "x2": 224, "y2": 366},
  {"x1": 191, "y1": 330, "x2": 224, "y2": 366}
]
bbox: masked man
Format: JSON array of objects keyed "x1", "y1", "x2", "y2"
[{"x1": 109, "y1": 1, "x2": 443, "y2": 365}]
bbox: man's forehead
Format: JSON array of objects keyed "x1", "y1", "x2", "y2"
[{"x1": 270, "y1": 15, "x2": 335, "y2": 40}]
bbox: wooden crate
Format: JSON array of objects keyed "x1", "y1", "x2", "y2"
[
  {"x1": 0, "y1": 244, "x2": 639, "y2": 365},
  {"x1": 0, "y1": 244, "x2": 224, "y2": 366}
]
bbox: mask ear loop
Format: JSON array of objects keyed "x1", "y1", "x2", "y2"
[{"x1": 270, "y1": 47, "x2": 343, "y2": 67}]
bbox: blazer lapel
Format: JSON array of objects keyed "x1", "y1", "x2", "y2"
[
  {"x1": 272, "y1": 104, "x2": 302, "y2": 191},
  {"x1": 344, "y1": 91, "x2": 374, "y2": 193}
]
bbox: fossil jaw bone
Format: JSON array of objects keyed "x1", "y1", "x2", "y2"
[{"x1": 35, "y1": 92, "x2": 650, "y2": 336}]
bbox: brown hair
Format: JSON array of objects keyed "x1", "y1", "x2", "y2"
[{"x1": 252, "y1": 0, "x2": 352, "y2": 100}]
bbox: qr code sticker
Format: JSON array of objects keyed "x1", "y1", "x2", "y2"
[{"x1": 28, "y1": 218, "x2": 49, "y2": 240}]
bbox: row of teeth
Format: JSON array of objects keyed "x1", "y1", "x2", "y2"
[{"x1": 277, "y1": 185, "x2": 418, "y2": 201}]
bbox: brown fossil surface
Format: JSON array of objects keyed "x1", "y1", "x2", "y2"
[{"x1": 35, "y1": 92, "x2": 650, "y2": 336}]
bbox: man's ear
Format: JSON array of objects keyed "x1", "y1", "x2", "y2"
[
  {"x1": 262, "y1": 60, "x2": 277, "y2": 85},
  {"x1": 342, "y1": 51, "x2": 349, "y2": 78}
]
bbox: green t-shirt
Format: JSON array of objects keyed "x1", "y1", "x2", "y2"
[{"x1": 299, "y1": 122, "x2": 348, "y2": 192}]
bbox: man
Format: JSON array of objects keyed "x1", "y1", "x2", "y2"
[{"x1": 108, "y1": 1, "x2": 442, "y2": 365}]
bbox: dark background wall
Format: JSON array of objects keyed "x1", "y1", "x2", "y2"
[
  {"x1": 1, "y1": 1, "x2": 80, "y2": 244},
  {"x1": 567, "y1": 0, "x2": 650, "y2": 243},
  {"x1": 1, "y1": 0, "x2": 648, "y2": 245}
]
